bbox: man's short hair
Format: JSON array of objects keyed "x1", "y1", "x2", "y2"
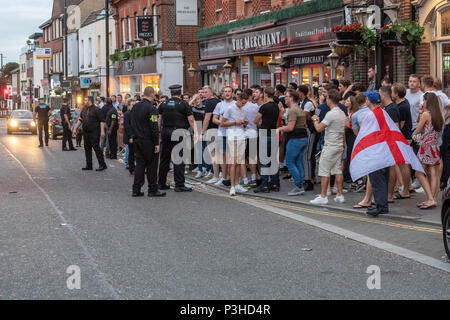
[
  {"x1": 289, "y1": 82, "x2": 298, "y2": 90},
  {"x1": 250, "y1": 84, "x2": 261, "y2": 90},
  {"x1": 369, "y1": 66, "x2": 376, "y2": 72},
  {"x1": 379, "y1": 86, "x2": 392, "y2": 100},
  {"x1": 381, "y1": 76, "x2": 392, "y2": 85},
  {"x1": 433, "y1": 77, "x2": 443, "y2": 90},
  {"x1": 243, "y1": 88, "x2": 253, "y2": 97},
  {"x1": 339, "y1": 79, "x2": 351, "y2": 88},
  {"x1": 275, "y1": 84, "x2": 286, "y2": 94},
  {"x1": 117, "y1": 94, "x2": 122, "y2": 98},
  {"x1": 237, "y1": 92, "x2": 249, "y2": 101},
  {"x1": 87, "y1": 96, "x2": 95, "y2": 105},
  {"x1": 392, "y1": 82, "x2": 407, "y2": 99},
  {"x1": 264, "y1": 87, "x2": 275, "y2": 98},
  {"x1": 106, "y1": 97, "x2": 112, "y2": 105},
  {"x1": 100, "y1": 97, "x2": 105, "y2": 102},
  {"x1": 111, "y1": 95, "x2": 116, "y2": 98},
  {"x1": 298, "y1": 85, "x2": 309, "y2": 97},
  {"x1": 126, "y1": 98, "x2": 135, "y2": 106},
  {"x1": 324, "y1": 84, "x2": 335, "y2": 92},
  {"x1": 352, "y1": 82, "x2": 366, "y2": 92},
  {"x1": 421, "y1": 75, "x2": 434, "y2": 88},
  {"x1": 143, "y1": 86, "x2": 155, "y2": 97},
  {"x1": 287, "y1": 89, "x2": 300, "y2": 103},
  {"x1": 330, "y1": 79, "x2": 339, "y2": 88},
  {"x1": 409, "y1": 74, "x2": 420, "y2": 81},
  {"x1": 355, "y1": 92, "x2": 367, "y2": 106},
  {"x1": 327, "y1": 89, "x2": 341, "y2": 105}
]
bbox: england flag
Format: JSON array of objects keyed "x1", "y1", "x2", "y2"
[{"x1": 350, "y1": 107, "x2": 424, "y2": 181}]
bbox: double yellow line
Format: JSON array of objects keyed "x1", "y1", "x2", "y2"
[{"x1": 194, "y1": 184, "x2": 442, "y2": 234}]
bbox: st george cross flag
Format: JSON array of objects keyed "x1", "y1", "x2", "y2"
[{"x1": 350, "y1": 107, "x2": 424, "y2": 181}]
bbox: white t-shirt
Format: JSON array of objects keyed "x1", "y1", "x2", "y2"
[
  {"x1": 406, "y1": 89, "x2": 423, "y2": 130},
  {"x1": 300, "y1": 100, "x2": 315, "y2": 113},
  {"x1": 243, "y1": 102, "x2": 260, "y2": 139},
  {"x1": 213, "y1": 100, "x2": 235, "y2": 136},
  {"x1": 223, "y1": 103, "x2": 247, "y2": 141},
  {"x1": 419, "y1": 90, "x2": 450, "y2": 123},
  {"x1": 322, "y1": 107, "x2": 346, "y2": 148}
]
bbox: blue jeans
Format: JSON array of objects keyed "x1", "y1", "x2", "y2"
[
  {"x1": 125, "y1": 144, "x2": 129, "y2": 167},
  {"x1": 261, "y1": 135, "x2": 279, "y2": 189},
  {"x1": 196, "y1": 140, "x2": 212, "y2": 172},
  {"x1": 286, "y1": 137, "x2": 308, "y2": 188}
]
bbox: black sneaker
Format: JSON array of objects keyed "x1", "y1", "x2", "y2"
[
  {"x1": 148, "y1": 191, "x2": 166, "y2": 197},
  {"x1": 69, "y1": 148, "x2": 77, "y2": 151},
  {"x1": 174, "y1": 186, "x2": 193, "y2": 192},
  {"x1": 270, "y1": 185, "x2": 280, "y2": 192},
  {"x1": 62, "y1": 147, "x2": 69, "y2": 151},
  {"x1": 38, "y1": 145, "x2": 43, "y2": 148},
  {"x1": 282, "y1": 174, "x2": 292, "y2": 180},
  {"x1": 254, "y1": 187, "x2": 269, "y2": 193},
  {"x1": 82, "y1": 167, "x2": 93, "y2": 171},
  {"x1": 280, "y1": 166, "x2": 289, "y2": 172},
  {"x1": 96, "y1": 165, "x2": 107, "y2": 171},
  {"x1": 222, "y1": 179, "x2": 231, "y2": 187},
  {"x1": 132, "y1": 191, "x2": 145, "y2": 197},
  {"x1": 159, "y1": 184, "x2": 171, "y2": 190}
]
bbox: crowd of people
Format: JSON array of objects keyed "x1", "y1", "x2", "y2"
[{"x1": 52, "y1": 68, "x2": 450, "y2": 217}]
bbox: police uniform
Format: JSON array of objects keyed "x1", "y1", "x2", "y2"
[
  {"x1": 106, "y1": 107, "x2": 118, "y2": 159},
  {"x1": 158, "y1": 85, "x2": 193, "y2": 191},
  {"x1": 60, "y1": 103, "x2": 75, "y2": 150},
  {"x1": 34, "y1": 103, "x2": 50, "y2": 147},
  {"x1": 123, "y1": 110, "x2": 135, "y2": 173},
  {"x1": 129, "y1": 97, "x2": 165, "y2": 197},
  {"x1": 79, "y1": 105, "x2": 107, "y2": 170}
]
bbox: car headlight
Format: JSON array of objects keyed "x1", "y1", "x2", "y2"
[
  {"x1": 31, "y1": 121, "x2": 36, "y2": 127},
  {"x1": 10, "y1": 120, "x2": 18, "y2": 127}
]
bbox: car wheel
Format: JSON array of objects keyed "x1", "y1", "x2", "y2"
[{"x1": 444, "y1": 208, "x2": 450, "y2": 260}]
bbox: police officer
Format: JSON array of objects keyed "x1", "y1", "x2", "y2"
[
  {"x1": 158, "y1": 84, "x2": 195, "y2": 192},
  {"x1": 72, "y1": 96, "x2": 107, "y2": 171},
  {"x1": 60, "y1": 98, "x2": 76, "y2": 151},
  {"x1": 34, "y1": 98, "x2": 51, "y2": 148},
  {"x1": 105, "y1": 101, "x2": 118, "y2": 159},
  {"x1": 129, "y1": 86, "x2": 165, "y2": 197},
  {"x1": 123, "y1": 97, "x2": 136, "y2": 174}
]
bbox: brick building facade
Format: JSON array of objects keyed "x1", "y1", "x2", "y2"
[{"x1": 111, "y1": 0, "x2": 200, "y2": 95}]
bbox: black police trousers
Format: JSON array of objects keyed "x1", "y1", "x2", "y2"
[
  {"x1": 158, "y1": 128, "x2": 185, "y2": 188},
  {"x1": 38, "y1": 119, "x2": 49, "y2": 146},
  {"x1": 369, "y1": 167, "x2": 390, "y2": 212},
  {"x1": 83, "y1": 130, "x2": 106, "y2": 168},
  {"x1": 127, "y1": 142, "x2": 135, "y2": 172},
  {"x1": 62, "y1": 123, "x2": 74, "y2": 150},
  {"x1": 133, "y1": 139, "x2": 158, "y2": 193},
  {"x1": 108, "y1": 128, "x2": 118, "y2": 159}
]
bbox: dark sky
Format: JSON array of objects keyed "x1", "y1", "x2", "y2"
[{"x1": 0, "y1": 0, "x2": 53, "y2": 64}]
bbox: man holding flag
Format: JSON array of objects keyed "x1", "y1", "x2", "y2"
[{"x1": 350, "y1": 91, "x2": 435, "y2": 217}]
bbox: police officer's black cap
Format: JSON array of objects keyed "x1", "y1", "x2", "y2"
[{"x1": 169, "y1": 84, "x2": 182, "y2": 90}]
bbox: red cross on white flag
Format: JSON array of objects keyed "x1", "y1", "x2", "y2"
[{"x1": 350, "y1": 107, "x2": 424, "y2": 181}]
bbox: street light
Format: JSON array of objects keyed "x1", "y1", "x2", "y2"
[
  {"x1": 267, "y1": 53, "x2": 279, "y2": 74},
  {"x1": 327, "y1": 48, "x2": 340, "y2": 79},
  {"x1": 223, "y1": 59, "x2": 232, "y2": 76},
  {"x1": 187, "y1": 63, "x2": 196, "y2": 78}
]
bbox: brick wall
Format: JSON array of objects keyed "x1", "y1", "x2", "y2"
[{"x1": 415, "y1": 42, "x2": 431, "y2": 77}]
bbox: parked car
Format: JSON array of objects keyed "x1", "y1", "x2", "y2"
[
  {"x1": 441, "y1": 182, "x2": 450, "y2": 260},
  {"x1": 7, "y1": 110, "x2": 37, "y2": 134},
  {"x1": 49, "y1": 110, "x2": 63, "y2": 139}
]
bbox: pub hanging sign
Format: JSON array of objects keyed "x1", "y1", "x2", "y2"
[{"x1": 137, "y1": 16, "x2": 153, "y2": 40}]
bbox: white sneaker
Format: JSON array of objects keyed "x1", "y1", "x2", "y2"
[
  {"x1": 204, "y1": 171, "x2": 213, "y2": 179},
  {"x1": 194, "y1": 171, "x2": 203, "y2": 179},
  {"x1": 214, "y1": 178, "x2": 224, "y2": 186},
  {"x1": 310, "y1": 195, "x2": 328, "y2": 205},
  {"x1": 332, "y1": 187, "x2": 338, "y2": 194},
  {"x1": 327, "y1": 189, "x2": 332, "y2": 196},
  {"x1": 206, "y1": 177, "x2": 218, "y2": 184},
  {"x1": 230, "y1": 187, "x2": 236, "y2": 196},
  {"x1": 411, "y1": 178, "x2": 421, "y2": 189},
  {"x1": 288, "y1": 187, "x2": 305, "y2": 196},
  {"x1": 235, "y1": 185, "x2": 248, "y2": 193},
  {"x1": 219, "y1": 172, "x2": 223, "y2": 178},
  {"x1": 192, "y1": 167, "x2": 200, "y2": 173},
  {"x1": 334, "y1": 195, "x2": 345, "y2": 203}
]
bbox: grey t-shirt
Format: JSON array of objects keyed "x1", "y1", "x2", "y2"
[{"x1": 406, "y1": 89, "x2": 423, "y2": 130}]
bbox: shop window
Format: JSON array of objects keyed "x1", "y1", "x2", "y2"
[
  {"x1": 120, "y1": 76, "x2": 131, "y2": 94},
  {"x1": 442, "y1": 8, "x2": 450, "y2": 36},
  {"x1": 443, "y1": 43, "x2": 450, "y2": 90},
  {"x1": 142, "y1": 74, "x2": 160, "y2": 94}
]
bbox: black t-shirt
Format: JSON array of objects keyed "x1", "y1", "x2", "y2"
[
  {"x1": 258, "y1": 101, "x2": 279, "y2": 131},
  {"x1": 34, "y1": 104, "x2": 50, "y2": 121},
  {"x1": 130, "y1": 98, "x2": 159, "y2": 146},
  {"x1": 100, "y1": 104, "x2": 113, "y2": 122},
  {"x1": 59, "y1": 105, "x2": 71, "y2": 125},
  {"x1": 192, "y1": 105, "x2": 205, "y2": 122},
  {"x1": 385, "y1": 102, "x2": 400, "y2": 124},
  {"x1": 158, "y1": 97, "x2": 193, "y2": 129},
  {"x1": 397, "y1": 99, "x2": 412, "y2": 139},
  {"x1": 79, "y1": 105, "x2": 103, "y2": 132},
  {"x1": 204, "y1": 98, "x2": 221, "y2": 129},
  {"x1": 106, "y1": 107, "x2": 118, "y2": 128}
]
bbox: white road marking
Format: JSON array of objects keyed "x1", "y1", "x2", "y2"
[{"x1": 1, "y1": 141, "x2": 122, "y2": 299}]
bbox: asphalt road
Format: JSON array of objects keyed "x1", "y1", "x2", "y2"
[{"x1": 0, "y1": 123, "x2": 449, "y2": 299}]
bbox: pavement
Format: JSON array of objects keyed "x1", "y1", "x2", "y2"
[
  {"x1": 187, "y1": 171, "x2": 442, "y2": 227},
  {"x1": 0, "y1": 119, "x2": 449, "y2": 299}
]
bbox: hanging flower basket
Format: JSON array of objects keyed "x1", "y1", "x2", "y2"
[
  {"x1": 333, "y1": 44, "x2": 354, "y2": 58},
  {"x1": 380, "y1": 31, "x2": 408, "y2": 46},
  {"x1": 332, "y1": 24, "x2": 364, "y2": 45}
]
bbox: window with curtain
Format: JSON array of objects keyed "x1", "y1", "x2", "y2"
[{"x1": 442, "y1": 8, "x2": 450, "y2": 36}]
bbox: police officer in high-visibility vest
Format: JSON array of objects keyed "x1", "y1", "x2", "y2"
[
  {"x1": 129, "y1": 87, "x2": 165, "y2": 197},
  {"x1": 158, "y1": 84, "x2": 196, "y2": 192}
]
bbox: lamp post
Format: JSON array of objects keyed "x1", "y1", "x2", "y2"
[
  {"x1": 223, "y1": 59, "x2": 232, "y2": 85},
  {"x1": 187, "y1": 63, "x2": 196, "y2": 78},
  {"x1": 327, "y1": 48, "x2": 340, "y2": 79}
]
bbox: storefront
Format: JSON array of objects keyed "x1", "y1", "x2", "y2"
[
  {"x1": 416, "y1": 0, "x2": 450, "y2": 93},
  {"x1": 198, "y1": 8, "x2": 344, "y2": 91}
]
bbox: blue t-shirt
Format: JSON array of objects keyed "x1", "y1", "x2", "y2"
[{"x1": 351, "y1": 106, "x2": 371, "y2": 131}]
